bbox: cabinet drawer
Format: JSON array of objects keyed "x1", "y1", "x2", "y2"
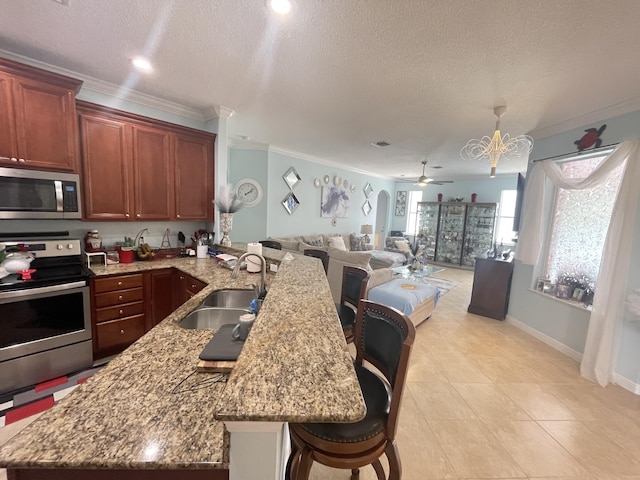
[
  {"x1": 94, "y1": 274, "x2": 144, "y2": 293},
  {"x1": 94, "y1": 287, "x2": 143, "y2": 308},
  {"x1": 95, "y1": 301, "x2": 145, "y2": 323},
  {"x1": 95, "y1": 314, "x2": 145, "y2": 351}
]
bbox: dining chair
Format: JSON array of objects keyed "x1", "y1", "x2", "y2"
[
  {"x1": 287, "y1": 300, "x2": 416, "y2": 480},
  {"x1": 336, "y1": 266, "x2": 370, "y2": 344},
  {"x1": 303, "y1": 249, "x2": 329, "y2": 274},
  {"x1": 259, "y1": 240, "x2": 282, "y2": 250}
]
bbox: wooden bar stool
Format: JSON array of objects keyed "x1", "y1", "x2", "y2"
[
  {"x1": 286, "y1": 300, "x2": 416, "y2": 480},
  {"x1": 336, "y1": 266, "x2": 370, "y2": 344},
  {"x1": 303, "y1": 249, "x2": 329, "y2": 274}
]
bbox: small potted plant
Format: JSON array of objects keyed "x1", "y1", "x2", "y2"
[{"x1": 118, "y1": 236, "x2": 136, "y2": 263}]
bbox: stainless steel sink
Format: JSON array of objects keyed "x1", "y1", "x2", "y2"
[
  {"x1": 199, "y1": 289, "x2": 256, "y2": 308},
  {"x1": 178, "y1": 307, "x2": 250, "y2": 330}
]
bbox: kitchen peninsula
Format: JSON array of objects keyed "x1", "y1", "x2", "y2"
[{"x1": 0, "y1": 245, "x2": 365, "y2": 480}]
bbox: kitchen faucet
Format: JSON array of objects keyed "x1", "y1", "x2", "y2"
[{"x1": 231, "y1": 252, "x2": 267, "y2": 298}]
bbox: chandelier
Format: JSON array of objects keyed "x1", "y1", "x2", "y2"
[{"x1": 460, "y1": 106, "x2": 533, "y2": 177}]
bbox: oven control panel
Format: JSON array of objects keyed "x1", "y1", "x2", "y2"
[{"x1": 0, "y1": 239, "x2": 81, "y2": 258}]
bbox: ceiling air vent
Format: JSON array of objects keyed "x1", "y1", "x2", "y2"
[{"x1": 371, "y1": 141, "x2": 391, "y2": 148}]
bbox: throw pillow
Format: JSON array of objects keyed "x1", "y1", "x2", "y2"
[
  {"x1": 350, "y1": 234, "x2": 367, "y2": 251},
  {"x1": 302, "y1": 235, "x2": 324, "y2": 247},
  {"x1": 327, "y1": 246, "x2": 372, "y2": 271},
  {"x1": 328, "y1": 236, "x2": 347, "y2": 251},
  {"x1": 394, "y1": 240, "x2": 411, "y2": 253}
]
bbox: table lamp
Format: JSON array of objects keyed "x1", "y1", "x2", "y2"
[{"x1": 360, "y1": 224, "x2": 373, "y2": 244}]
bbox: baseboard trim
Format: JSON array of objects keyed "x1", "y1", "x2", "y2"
[
  {"x1": 506, "y1": 315, "x2": 640, "y2": 395},
  {"x1": 612, "y1": 372, "x2": 640, "y2": 395},
  {"x1": 505, "y1": 314, "x2": 583, "y2": 362}
]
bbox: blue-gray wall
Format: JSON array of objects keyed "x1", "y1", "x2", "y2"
[
  {"x1": 390, "y1": 175, "x2": 519, "y2": 234},
  {"x1": 228, "y1": 147, "x2": 395, "y2": 241},
  {"x1": 508, "y1": 109, "x2": 640, "y2": 391}
]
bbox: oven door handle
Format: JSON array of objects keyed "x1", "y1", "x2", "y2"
[{"x1": 0, "y1": 280, "x2": 88, "y2": 301}]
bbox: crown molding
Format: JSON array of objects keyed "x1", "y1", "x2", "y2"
[
  {"x1": 267, "y1": 145, "x2": 391, "y2": 179},
  {"x1": 0, "y1": 49, "x2": 213, "y2": 122},
  {"x1": 529, "y1": 97, "x2": 640, "y2": 140}
]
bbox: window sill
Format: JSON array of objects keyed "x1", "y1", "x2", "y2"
[{"x1": 528, "y1": 288, "x2": 593, "y2": 312}]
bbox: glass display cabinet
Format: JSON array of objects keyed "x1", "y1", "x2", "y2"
[
  {"x1": 435, "y1": 203, "x2": 467, "y2": 265},
  {"x1": 462, "y1": 203, "x2": 497, "y2": 267},
  {"x1": 415, "y1": 202, "x2": 440, "y2": 261}
]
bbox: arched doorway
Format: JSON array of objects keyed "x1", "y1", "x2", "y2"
[{"x1": 374, "y1": 190, "x2": 390, "y2": 249}]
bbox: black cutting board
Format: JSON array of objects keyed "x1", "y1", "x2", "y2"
[{"x1": 199, "y1": 324, "x2": 244, "y2": 361}]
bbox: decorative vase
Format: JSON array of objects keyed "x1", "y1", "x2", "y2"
[{"x1": 220, "y1": 213, "x2": 233, "y2": 247}]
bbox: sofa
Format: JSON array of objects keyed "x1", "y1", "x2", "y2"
[
  {"x1": 268, "y1": 233, "x2": 407, "y2": 302},
  {"x1": 268, "y1": 233, "x2": 408, "y2": 270}
]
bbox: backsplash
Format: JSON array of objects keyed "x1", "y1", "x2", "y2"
[{"x1": 1, "y1": 219, "x2": 212, "y2": 249}]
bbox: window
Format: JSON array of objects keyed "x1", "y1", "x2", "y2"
[
  {"x1": 495, "y1": 189, "x2": 517, "y2": 246},
  {"x1": 405, "y1": 191, "x2": 423, "y2": 236},
  {"x1": 543, "y1": 155, "x2": 623, "y2": 297}
]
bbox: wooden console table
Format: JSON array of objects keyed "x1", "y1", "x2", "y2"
[{"x1": 467, "y1": 254, "x2": 514, "y2": 320}]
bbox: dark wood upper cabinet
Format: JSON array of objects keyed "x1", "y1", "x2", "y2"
[
  {"x1": 132, "y1": 124, "x2": 172, "y2": 221},
  {"x1": 79, "y1": 112, "x2": 133, "y2": 220},
  {"x1": 77, "y1": 101, "x2": 215, "y2": 222},
  {"x1": 0, "y1": 58, "x2": 82, "y2": 172},
  {"x1": 173, "y1": 132, "x2": 214, "y2": 221}
]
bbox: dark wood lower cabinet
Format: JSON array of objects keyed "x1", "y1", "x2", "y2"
[
  {"x1": 147, "y1": 268, "x2": 175, "y2": 328},
  {"x1": 91, "y1": 268, "x2": 204, "y2": 360},
  {"x1": 467, "y1": 254, "x2": 514, "y2": 320}
]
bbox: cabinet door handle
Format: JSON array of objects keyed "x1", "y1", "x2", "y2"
[
  {"x1": 117, "y1": 281, "x2": 123, "y2": 286},
  {"x1": 18, "y1": 158, "x2": 25, "y2": 163},
  {"x1": 118, "y1": 295, "x2": 123, "y2": 301},
  {"x1": 119, "y1": 309, "x2": 124, "y2": 315},
  {"x1": 120, "y1": 329, "x2": 125, "y2": 334},
  {"x1": 125, "y1": 213, "x2": 130, "y2": 218},
  {"x1": 191, "y1": 284, "x2": 196, "y2": 289},
  {"x1": 136, "y1": 213, "x2": 141, "y2": 218},
  {"x1": 11, "y1": 157, "x2": 18, "y2": 162},
  {"x1": 176, "y1": 214, "x2": 180, "y2": 218}
]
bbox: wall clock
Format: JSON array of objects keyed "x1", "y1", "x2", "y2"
[{"x1": 235, "y1": 178, "x2": 263, "y2": 208}]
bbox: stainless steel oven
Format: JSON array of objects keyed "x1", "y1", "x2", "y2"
[{"x1": 0, "y1": 235, "x2": 93, "y2": 395}]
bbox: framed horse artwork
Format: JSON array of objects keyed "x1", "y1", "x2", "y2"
[{"x1": 321, "y1": 186, "x2": 350, "y2": 218}]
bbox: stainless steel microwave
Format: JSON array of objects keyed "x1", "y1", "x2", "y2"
[{"x1": 0, "y1": 167, "x2": 82, "y2": 219}]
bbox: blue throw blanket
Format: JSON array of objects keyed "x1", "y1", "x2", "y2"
[{"x1": 368, "y1": 279, "x2": 440, "y2": 316}]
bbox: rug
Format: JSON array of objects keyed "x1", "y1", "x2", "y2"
[
  {"x1": 0, "y1": 366, "x2": 103, "y2": 428},
  {"x1": 420, "y1": 275, "x2": 458, "y2": 296}
]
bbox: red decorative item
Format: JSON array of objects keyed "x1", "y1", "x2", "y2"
[
  {"x1": 18, "y1": 269, "x2": 36, "y2": 280},
  {"x1": 471, "y1": 193, "x2": 477, "y2": 202},
  {"x1": 574, "y1": 124, "x2": 606, "y2": 151},
  {"x1": 437, "y1": 193, "x2": 443, "y2": 202}
]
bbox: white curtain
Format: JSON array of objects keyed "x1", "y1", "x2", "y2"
[{"x1": 515, "y1": 139, "x2": 640, "y2": 386}]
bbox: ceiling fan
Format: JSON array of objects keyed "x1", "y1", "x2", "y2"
[{"x1": 400, "y1": 161, "x2": 454, "y2": 186}]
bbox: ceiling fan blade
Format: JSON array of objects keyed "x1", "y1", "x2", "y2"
[{"x1": 430, "y1": 180, "x2": 454, "y2": 185}]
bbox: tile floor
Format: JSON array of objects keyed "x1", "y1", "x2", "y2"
[{"x1": 2, "y1": 268, "x2": 639, "y2": 480}]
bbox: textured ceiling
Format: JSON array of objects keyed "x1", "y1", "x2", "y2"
[{"x1": 1, "y1": 0, "x2": 640, "y2": 181}]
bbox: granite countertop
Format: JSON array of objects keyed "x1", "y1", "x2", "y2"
[{"x1": 0, "y1": 245, "x2": 365, "y2": 470}]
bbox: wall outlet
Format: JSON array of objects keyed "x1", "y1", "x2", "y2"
[{"x1": 270, "y1": 263, "x2": 278, "y2": 273}]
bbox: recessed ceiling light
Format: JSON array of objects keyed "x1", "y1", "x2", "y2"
[
  {"x1": 269, "y1": 0, "x2": 291, "y2": 14},
  {"x1": 131, "y1": 57, "x2": 153, "y2": 72},
  {"x1": 371, "y1": 141, "x2": 391, "y2": 148}
]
